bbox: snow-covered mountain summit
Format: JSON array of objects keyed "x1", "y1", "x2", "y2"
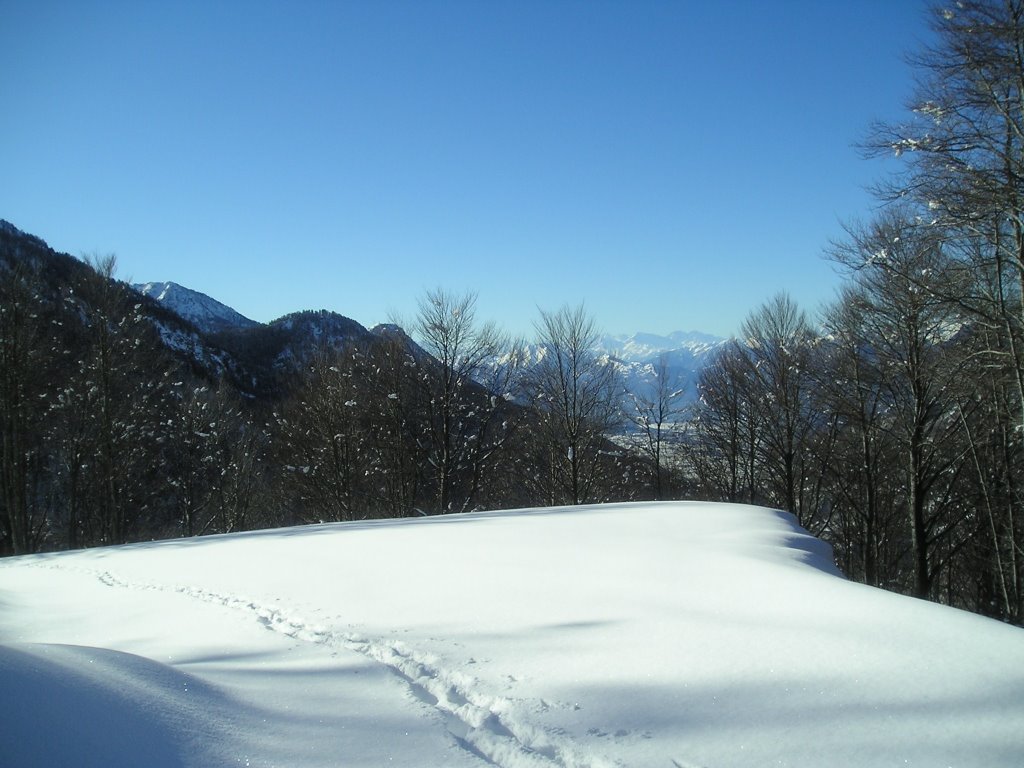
[
  {"x1": 592, "y1": 331, "x2": 727, "y2": 411},
  {"x1": 596, "y1": 330, "x2": 724, "y2": 363},
  {"x1": 134, "y1": 281, "x2": 259, "y2": 333}
]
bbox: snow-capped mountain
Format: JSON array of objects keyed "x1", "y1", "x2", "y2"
[
  {"x1": 134, "y1": 281, "x2": 258, "y2": 333},
  {"x1": 595, "y1": 331, "x2": 727, "y2": 412},
  {"x1": 595, "y1": 330, "x2": 723, "y2": 362},
  {"x1": 484, "y1": 331, "x2": 725, "y2": 425},
  {"x1": 135, "y1": 274, "x2": 726, "y2": 409}
]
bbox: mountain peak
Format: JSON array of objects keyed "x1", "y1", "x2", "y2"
[
  {"x1": 596, "y1": 330, "x2": 725, "y2": 362},
  {"x1": 134, "y1": 281, "x2": 258, "y2": 333}
]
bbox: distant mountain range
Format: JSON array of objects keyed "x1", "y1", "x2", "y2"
[
  {"x1": 596, "y1": 330, "x2": 724, "y2": 361},
  {"x1": 134, "y1": 280, "x2": 726, "y2": 360},
  {"x1": 135, "y1": 280, "x2": 727, "y2": 409},
  {"x1": 2, "y1": 220, "x2": 725, "y2": 412},
  {"x1": 594, "y1": 331, "x2": 726, "y2": 408}
]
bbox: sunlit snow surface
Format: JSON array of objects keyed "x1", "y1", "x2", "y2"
[{"x1": 1, "y1": 502, "x2": 1022, "y2": 767}]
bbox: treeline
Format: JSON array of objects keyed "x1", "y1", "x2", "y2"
[
  {"x1": 0, "y1": 247, "x2": 649, "y2": 556},
  {"x1": 691, "y1": 1, "x2": 1024, "y2": 623},
  {"x1": 690, "y1": 277, "x2": 1022, "y2": 623},
  {"x1": 1, "y1": 248, "x2": 274, "y2": 550}
]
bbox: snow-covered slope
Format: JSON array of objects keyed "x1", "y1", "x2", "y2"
[
  {"x1": 3, "y1": 502, "x2": 1022, "y2": 768},
  {"x1": 135, "y1": 281, "x2": 258, "y2": 333}
]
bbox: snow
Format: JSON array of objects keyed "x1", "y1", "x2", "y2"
[
  {"x1": 595, "y1": 331, "x2": 724, "y2": 362},
  {"x1": 2, "y1": 501, "x2": 1022, "y2": 767},
  {"x1": 135, "y1": 281, "x2": 258, "y2": 332},
  {"x1": 595, "y1": 332, "x2": 725, "y2": 413}
]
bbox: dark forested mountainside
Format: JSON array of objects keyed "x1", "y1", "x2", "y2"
[
  {"x1": 0, "y1": 222, "x2": 648, "y2": 557},
  {"x1": 0, "y1": 220, "x2": 408, "y2": 399},
  {"x1": 206, "y1": 310, "x2": 383, "y2": 400}
]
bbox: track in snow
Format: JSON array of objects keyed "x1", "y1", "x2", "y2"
[{"x1": 78, "y1": 565, "x2": 620, "y2": 768}]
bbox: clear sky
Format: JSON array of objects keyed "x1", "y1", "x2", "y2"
[{"x1": 1, "y1": 0, "x2": 931, "y2": 339}]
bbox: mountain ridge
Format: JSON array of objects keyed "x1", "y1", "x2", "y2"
[
  {"x1": 134, "y1": 281, "x2": 259, "y2": 334},
  {"x1": 137, "y1": 276, "x2": 727, "y2": 368},
  {"x1": 596, "y1": 329, "x2": 724, "y2": 362},
  {"x1": 3, "y1": 218, "x2": 724, "y2": 408},
  {"x1": 133, "y1": 274, "x2": 726, "y2": 413}
]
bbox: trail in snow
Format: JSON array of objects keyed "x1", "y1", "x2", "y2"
[
  {"x1": 75, "y1": 564, "x2": 620, "y2": 768},
  {"x1": 8, "y1": 503, "x2": 1023, "y2": 768}
]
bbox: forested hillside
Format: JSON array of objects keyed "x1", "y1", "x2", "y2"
[
  {"x1": 688, "y1": 2, "x2": 1024, "y2": 622},
  {"x1": 0, "y1": 228, "x2": 646, "y2": 556}
]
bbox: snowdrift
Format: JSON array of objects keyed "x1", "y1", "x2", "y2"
[{"x1": 1, "y1": 501, "x2": 1022, "y2": 767}]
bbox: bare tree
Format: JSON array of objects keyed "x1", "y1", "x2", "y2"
[
  {"x1": 413, "y1": 288, "x2": 509, "y2": 513},
  {"x1": 627, "y1": 354, "x2": 687, "y2": 499},
  {"x1": 204, "y1": 386, "x2": 270, "y2": 534},
  {"x1": 528, "y1": 304, "x2": 621, "y2": 505},
  {"x1": 276, "y1": 345, "x2": 366, "y2": 523},
  {"x1": 0, "y1": 260, "x2": 50, "y2": 553},
  {"x1": 66, "y1": 255, "x2": 174, "y2": 544},
  {"x1": 831, "y1": 212, "x2": 972, "y2": 598},
  {"x1": 692, "y1": 341, "x2": 763, "y2": 504},
  {"x1": 818, "y1": 288, "x2": 906, "y2": 587},
  {"x1": 864, "y1": 0, "x2": 1024, "y2": 460},
  {"x1": 740, "y1": 293, "x2": 821, "y2": 526},
  {"x1": 865, "y1": 1, "x2": 1024, "y2": 326},
  {"x1": 362, "y1": 331, "x2": 430, "y2": 517},
  {"x1": 167, "y1": 384, "x2": 218, "y2": 537}
]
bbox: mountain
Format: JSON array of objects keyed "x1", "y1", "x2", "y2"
[
  {"x1": 208, "y1": 309, "x2": 380, "y2": 395},
  {"x1": 0, "y1": 218, "x2": 241, "y2": 388},
  {"x1": 592, "y1": 331, "x2": 727, "y2": 416},
  {"x1": 135, "y1": 276, "x2": 727, "y2": 410},
  {"x1": 134, "y1": 281, "x2": 258, "y2": 333},
  {"x1": 3, "y1": 501, "x2": 1021, "y2": 767},
  {"x1": 133, "y1": 283, "x2": 423, "y2": 393},
  {"x1": 595, "y1": 330, "x2": 724, "y2": 361},
  {"x1": 0, "y1": 221, "x2": 383, "y2": 401},
  {"x1": 2, "y1": 219, "x2": 726, "y2": 412}
]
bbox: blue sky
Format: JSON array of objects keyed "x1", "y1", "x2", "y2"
[{"x1": 1, "y1": 0, "x2": 930, "y2": 338}]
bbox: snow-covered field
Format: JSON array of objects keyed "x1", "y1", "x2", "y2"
[{"x1": 1, "y1": 501, "x2": 1022, "y2": 767}]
